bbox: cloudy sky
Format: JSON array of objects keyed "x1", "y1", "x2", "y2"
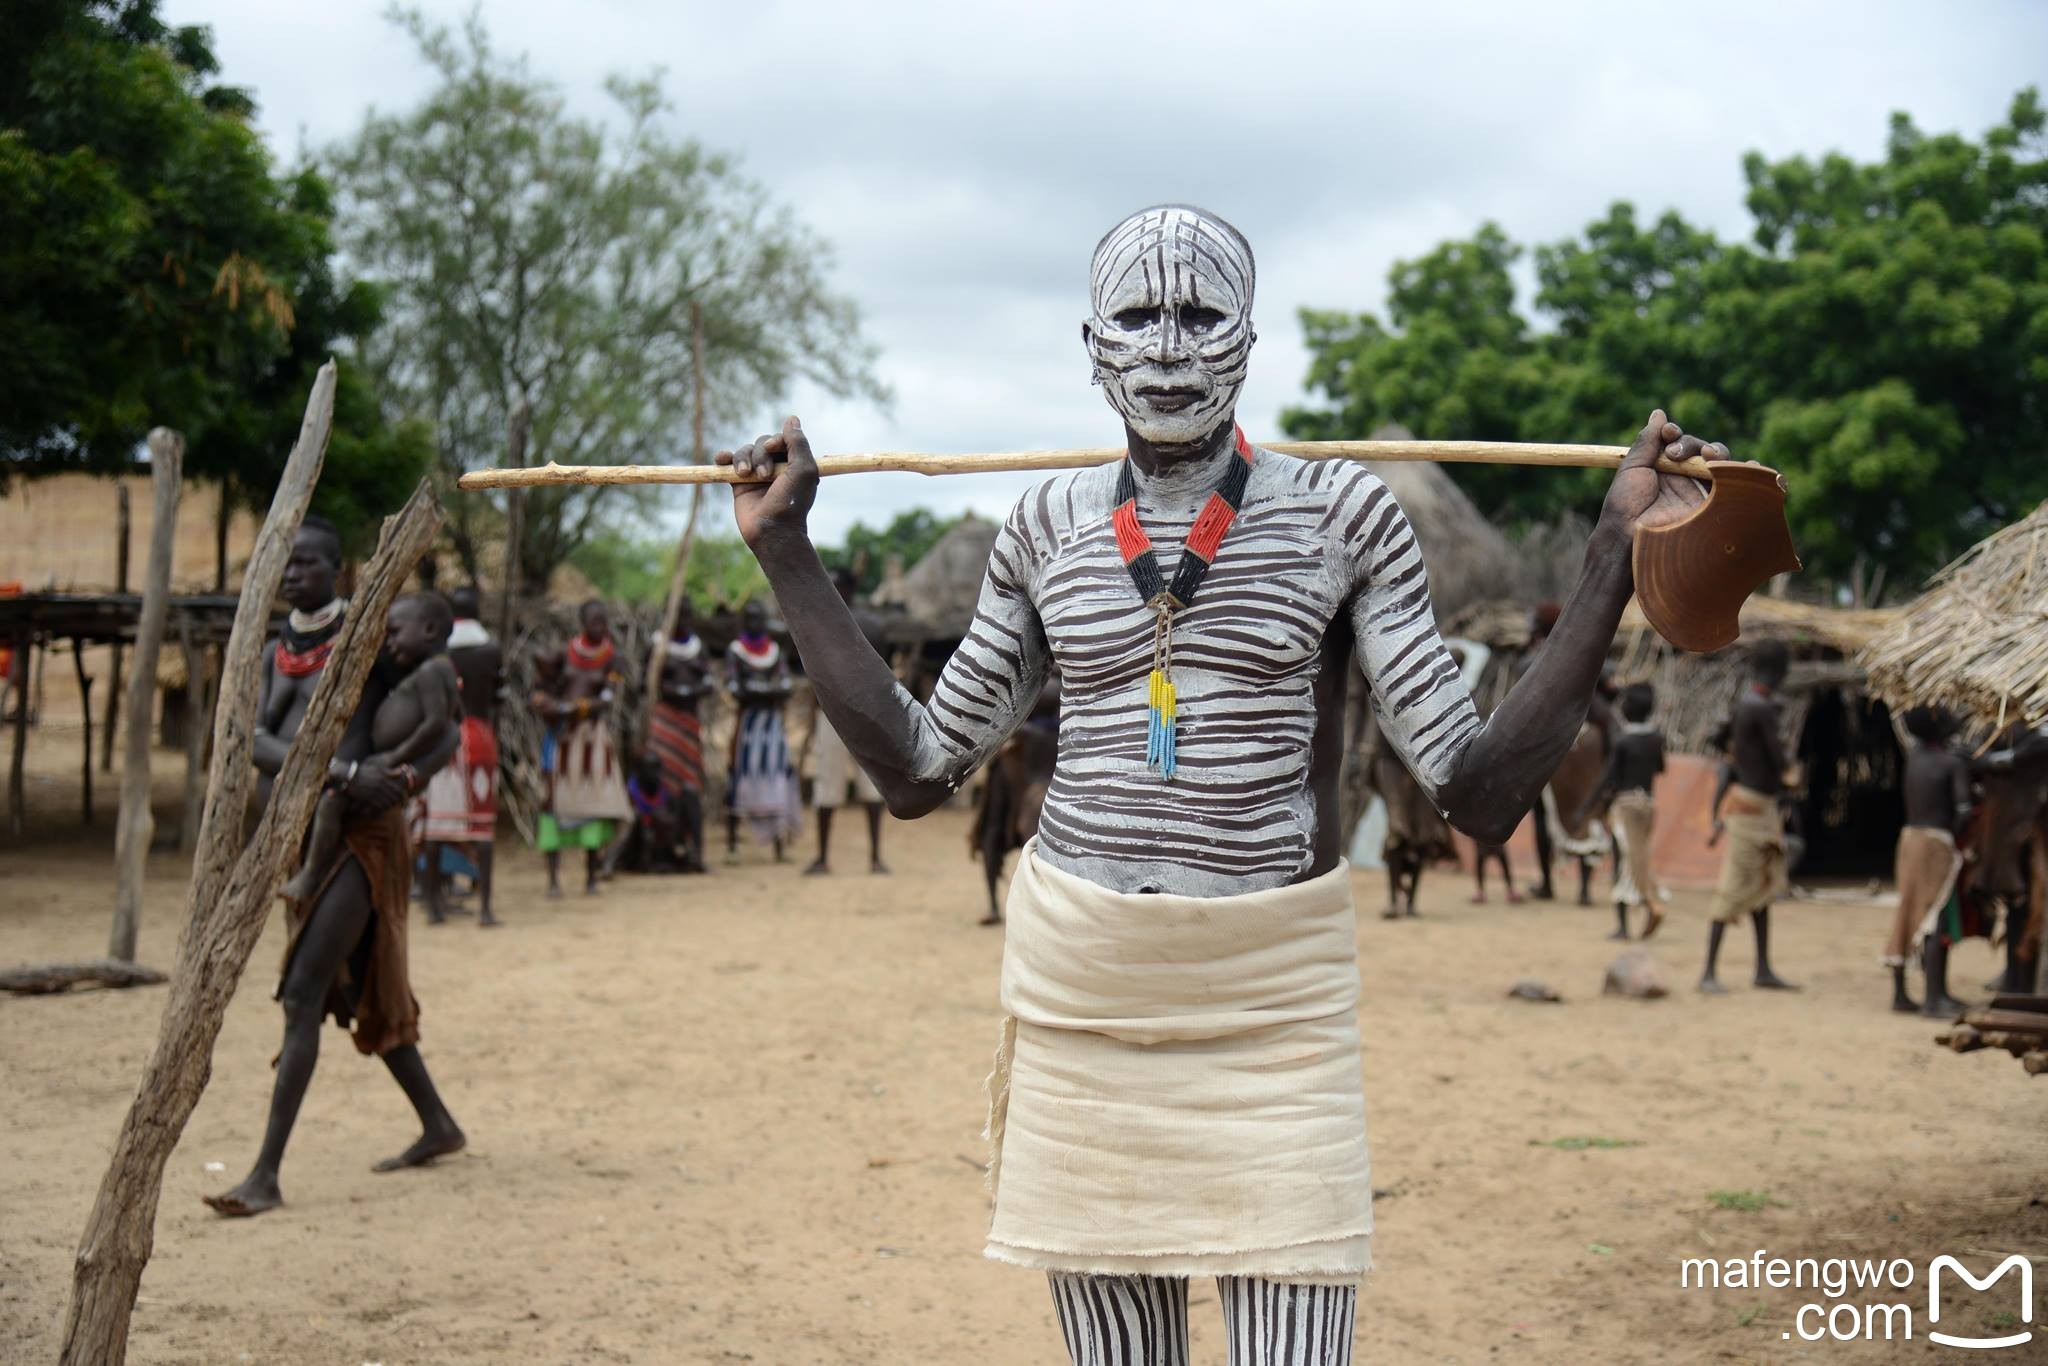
[{"x1": 173, "y1": 0, "x2": 2046, "y2": 544}]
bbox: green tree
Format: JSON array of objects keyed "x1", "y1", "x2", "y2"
[
  {"x1": 0, "y1": 1, "x2": 430, "y2": 552},
  {"x1": 332, "y1": 9, "x2": 886, "y2": 596},
  {"x1": 1284, "y1": 91, "x2": 2048, "y2": 587}
]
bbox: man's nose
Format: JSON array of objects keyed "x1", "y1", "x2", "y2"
[{"x1": 1143, "y1": 314, "x2": 1189, "y2": 364}]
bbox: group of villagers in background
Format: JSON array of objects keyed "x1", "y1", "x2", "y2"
[{"x1": 523, "y1": 579, "x2": 891, "y2": 896}]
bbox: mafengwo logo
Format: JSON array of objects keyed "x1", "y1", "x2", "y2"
[{"x1": 1928, "y1": 1255, "x2": 2032, "y2": 1350}]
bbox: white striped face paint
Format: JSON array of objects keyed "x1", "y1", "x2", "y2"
[{"x1": 1085, "y1": 204, "x2": 1257, "y2": 446}]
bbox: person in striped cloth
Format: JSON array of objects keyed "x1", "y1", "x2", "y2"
[
  {"x1": 719, "y1": 204, "x2": 1734, "y2": 1365},
  {"x1": 723, "y1": 599, "x2": 801, "y2": 861},
  {"x1": 649, "y1": 601, "x2": 712, "y2": 872}
]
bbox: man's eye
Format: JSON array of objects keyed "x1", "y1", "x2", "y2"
[
  {"x1": 1181, "y1": 306, "x2": 1227, "y2": 331},
  {"x1": 1113, "y1": 307, "x2": 1159, "y2": 330}
]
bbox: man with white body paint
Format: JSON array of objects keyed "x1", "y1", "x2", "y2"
[{"x1": 722, "y1": 205, "x2": 1731, "y2": 1365}]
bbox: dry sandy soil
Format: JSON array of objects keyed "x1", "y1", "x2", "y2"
[{"x1": 4, "y1": 733, "x2": 2046, "y2": 1365}]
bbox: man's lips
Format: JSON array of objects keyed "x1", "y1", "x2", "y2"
[{"x1": 1135, "y1": 385, "x2": 1204, "y2": 413}]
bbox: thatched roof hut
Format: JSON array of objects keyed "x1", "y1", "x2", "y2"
[
  {"x1": 1353, "y1": 425, "x2": 1518, "y2": 621},
  {"x1": 871, "y1": 515, "x2": 1000, "y2": 637},
  {"x1": 1860, "y1": 500, "x2": 2048, "y2": 735}
]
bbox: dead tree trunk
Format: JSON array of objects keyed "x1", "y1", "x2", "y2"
[
  {"x1": 110, "y1": 431, "x2": 183, "y2": 963},
  {"x1": 58, "y1": 371, "x2": 450, "y2": 1366}
]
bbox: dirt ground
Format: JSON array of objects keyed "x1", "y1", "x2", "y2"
[{"x1": 4, "y1": 730, "x2": 2046, "y2": 1365}]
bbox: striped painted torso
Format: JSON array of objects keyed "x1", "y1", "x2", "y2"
[{"x1": 905, "y1": 446, "x2": 1481, "y2": 896}]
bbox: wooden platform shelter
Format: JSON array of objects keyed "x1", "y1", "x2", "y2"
[{"x1": 0, "y1": 592, "x2": 249, "y2": 839}]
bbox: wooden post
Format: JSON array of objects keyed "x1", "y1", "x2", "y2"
[
  {"x1": 495, "y1": 395, "x2": 532, "y2": 644},
  {"x1": 109, "y1": 431, "x2": 183, "y2": 964},
  {"x1": 640, "y1": 302, "x2": 708, "y2": 737},
  {"x1": 74, "y1": 640, "x2": 93, "y2": 825},
  {"x1": 7, "y1": 621, "x2": 27, "y2": 838},
  {"x1": 176, "y1": 619, "x2": 208, "y2": 855},
  {"x1": 55, "y1": 367, "x2": 411, "y2": 1366},
  {"x1": 104, "y1": 484, "x2": 130, "y2": 773}
]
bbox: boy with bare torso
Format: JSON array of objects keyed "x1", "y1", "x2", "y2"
[{"x1": 281, "y1": 594, "x2": 460, "y2": 903}]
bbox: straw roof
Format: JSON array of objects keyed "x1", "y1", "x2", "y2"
[
  {"x1": 1449, "y1": 594, "x2": 1897, "y2": 659},
  {"x1": 1620, "y1": 594, "x2": 1899, "y2": 656},
  {"x1": 1860, "y1": 500, "x2": 2048, "y2": 733}
]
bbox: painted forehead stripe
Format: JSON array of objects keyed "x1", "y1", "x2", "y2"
[{"x1": 1093, "y1": 209, "x2": 1254, "y2": 305}]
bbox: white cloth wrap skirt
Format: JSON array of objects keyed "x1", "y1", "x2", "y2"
[{"x1": 984, "y1": 842, "x2": 1373, "y2": 1285}]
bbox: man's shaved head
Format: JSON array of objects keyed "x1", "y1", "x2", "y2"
[{"x1": 450, "y1": 585, "x2": 482, "y2": 620}]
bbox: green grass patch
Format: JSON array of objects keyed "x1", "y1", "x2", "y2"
[
  {"x1": 1735, "y1": 1302, "x2": 1766, "y2": 1327},
  {"x1": 1707, "y1": 1190, "x2": 1783, "y2": 1212},
  {"x1": 1529, "y1": 1136, "x2": 1646, "y2": 1151}
]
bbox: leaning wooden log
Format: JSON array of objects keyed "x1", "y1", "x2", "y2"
[
  {"x1": 55, "y1": 367, "x2": 432, "y2": 1366},
  {"x1": 59, "y1": 482, "x2": 441, "y2": 1366},
  {"x1": 109, "y1": 430, "x2": 184, "y2": 963},
  {"x1": 0, "y1": 959, "x2": 168, "y2": 995}
]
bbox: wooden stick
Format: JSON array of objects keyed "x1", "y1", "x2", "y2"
[
  {"x1": 110, "y1": 429, "x2": 183, "y2": 964},
  {"x1": 457, "y1": 439, "x2": 1716, "y2": 490}
]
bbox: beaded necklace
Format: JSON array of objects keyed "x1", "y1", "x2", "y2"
[{"x1": 1109, "y1": 425, "x2": 1255, "y2": 777}]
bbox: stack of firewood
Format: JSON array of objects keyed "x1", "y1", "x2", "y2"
[{"x1": 1936, "y1": 996, "x2": 2048, "y2": 1076}]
